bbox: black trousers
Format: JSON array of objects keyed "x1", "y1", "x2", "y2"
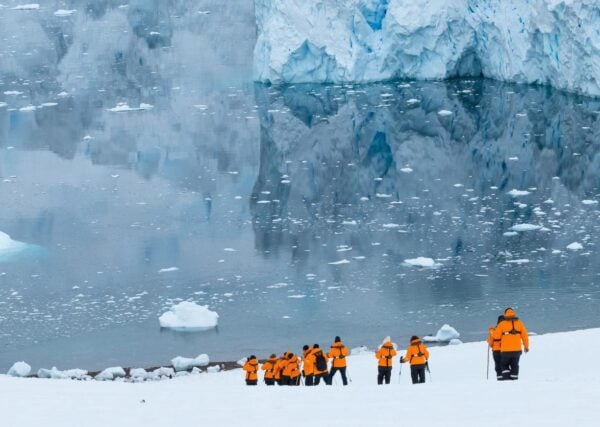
[
  {"x1": 410, "y1": 365, "x2": 426, "y2": 384},
  {"x1": 279, "y1": 375, "x2": 289, "y2": 386},
  {"x1": 314, "y1": 373, "x2": 330, "y2": 385},
  {"x1": 246, "y1": 380, "x2": 257, "y2": 386},
  {"x1": 501, "y1": 351, "x2": 521, "y2": 380},
  {"x1": 288, "y1": 376, "x2": 300, "y2": 386},
  {"x1": 377, "y1": 367, "x2": 392, "y2": 385},
  {"x1": 264, "y1": 378, "x2": 275, "y2": 386},
  {"x1": 329, "y1": 367, "x2": 348, "y2": 385},
  {"x1": 493, "y1": 351, "x2": 502, "y2": 380},
  {"x1": 304, "y1": 374, "x2": 314, "y2": 386}
]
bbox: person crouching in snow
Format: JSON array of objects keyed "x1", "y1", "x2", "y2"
[
  {"x1": 261, "y1": 354, "x2": 277, "y2": 386},
  {"x1": 243, "y1": 355, "x2": 259, "y2": 386},
  {"x1": 493, "y1": 307, "x2": 529, "y2": 380},
  {"x1": 400, "y1": 336, "x2": 430, "y2": 384},
  {"x1": 375, "y1": 336, "x2": 397, "y2": 385},
  {"x1": 328, "y1": 336, "x2": 349, "y2": 385},
  {"x1": 283, "y1": 352, "x2": 301, "y2": 386}
]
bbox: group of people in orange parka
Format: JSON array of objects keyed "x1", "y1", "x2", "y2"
[{"x1": 243, "y1": 334, "x2": 432, "y2": 386}]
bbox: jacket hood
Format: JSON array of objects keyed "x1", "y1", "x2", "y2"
[
  {"x1": 247, "y1": 359, "x2": 258, "y2": 366},
  {"x1": 504, "y1": 308, "x2": 517, "y2": 318},
  {"x1": 381, "y1": 341, "x2": 395, "y2": 349},
  {"x1": 410, "y1": 337, "x2": 422, "y2": 345},
  {"x1": 331, "y1": 342, "x2": 344, "y2": 348}
]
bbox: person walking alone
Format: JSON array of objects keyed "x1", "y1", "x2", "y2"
[
  {"x1": 243, "y1": 355, "x2": 259, "y2": 386},
  {"x1": 328, "y1": 336, "x2": 349, "y2": 386},
  {"x1": 375, "y1": 336, "x2": 397, "y2": 385},
  {"x1": 400, "y1": 336, "x2": 430, "y2": 384},
  {"x1": 493, "y1": 307, "x2": 529, "y2": 380}
]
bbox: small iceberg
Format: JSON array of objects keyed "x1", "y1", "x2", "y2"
[
  {"x1": 424, "y1": 324, "x2": 460, "y2": 343},
  {"x1": 7, "y1": 361, "x2": 31, "y2": 377},
  {"x1": 159, "y1": 301, "x2": 219, "y2": 331},
  {"x1": 0, "y1": 231, "x2": 29, "y2": 261},
  {"x1": 171, "y1": 354, "x2": 210, "y2": 371},
  {"x1": 403, "y1": 257, "x2": 437, "y2": 268}
]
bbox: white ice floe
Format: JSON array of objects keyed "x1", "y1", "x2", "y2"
[
  {"x1": 159, "y1": 301, "x2": 219, "y2": 331},
  {"x1": 171, "y1": 354, "x2": 210, "y2": 372},
  {"x1": 510, "y1": 224, "x2": 542, "y2": 232},
  {"x1": 424, "y1": 324, "x2": 460, "y2": 343},
  {"x1": 95, "y1": 367, "x2": 126, "y2": 381},
  {"x1": 581, "y1": 200, "x2": 598, "y2": 205},
  {"x1": 403, "y1": 257, "x2": 437, "y2": 268},
  {"x1": 158, "y1": 267, "x2": 179, "y2": 273},
  {"x1": 507, "y1": 189, "x2": 531, "y2": 197},
  {"x1": 506, "y1": 259, "x2": 530, "y2": 264},
  {"x1": 400, "y1": 167, "x2": 413, "y2": 173},
  {"x1": 567, "y1": 242, "x2": 583, "y2": 251},
  {"x1": 19, "y1": 105, "x2": 36, "y2": 112},
  {"x1": 107, "y1": 103, "x2": 154, "y2": 112},
  {"x1": 328, "y1": 259, "x2": 350, "y2": 265},
  {"x1": 7, "y1": 362, "x2": 31, "y2": 377},
  {"x1": 437, "y1": 110, "x2": 453, "y2": 116},
  {"x1": 53, "y1": 9, "x2": 76, "y2": 16},
  {"x1": 11, "y1": 4, "x2": 39, "y2": 10}
]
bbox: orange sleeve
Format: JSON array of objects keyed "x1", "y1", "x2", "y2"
[
  {"x1": 424, "y1": 346, "x2": 430, "y2": 360},
  {"x1": 342, "y1": 346, "x2": 349, "y2": 357},
  {"x1": 492, "y1": 324, "x2": 503, "y2": 341},
  {"x1": 375, "y1": 349, "x2": 382, "y2": 359},
  {"x1": 520, "y1": 321, "x2": 529, "y2": 350},
  {"x1": 391, "y1": 348, "x2": 397, "y2": 357},
  {"x1": 402, "y1": 346, "x2": 413, "y2": 363}
]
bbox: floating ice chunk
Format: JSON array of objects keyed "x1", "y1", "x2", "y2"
[
  {"x1": 159, "y1": 301, "x2": 219, "y2": 331},
  {"x1": 507, "y1": 189, "x2": 531, "y2": 197},
  {"x1": 382, "y1": 223, "x2": 400, "y2": 228},
  {"x1": 400, "y1": 167, "x2": 413, "y2": 173},
  {"x1": 158, "y1": 267, "x2": 179, "y2": 273},
  {"x1": 288, "y1": 294, "x2": 306, "y2": 298},
  {"x1": 342, "y1": 220, "x2": 357, "y2": 225},
  {"x1": 567, "y1": 242, "x2": 583, "y2": 251},
  {"x1": 506, "y1": 259, "x2": 530, "y2": 264},
  {"x1": 267, "y1": 282, "x2": 288, "y2": 289},
  {"x1": 129, "y1": 368, "x2": 148, "y2": 380},
  {"x1": 406, "y1": 98, "x2": 420, "y2": 105},
  {"x1": 0, "y1": 231, "x2": 28, "y2": 259},
  {"x1": 171, "y1": 354, "x2": 210, "y2": 371},
  {"x1": 207, "y1": 366, "x2": 221, "y2": 373},
  {"x1": 404, "y1": 257, "x2": 436, "y2": 268},
  {"x1": 376, "y1": 193, "x2": 392, "y2": 198},
  {"x1": 54, "y1": 9, "x2": 76, "y2": 16},
  {"x1": 12, "y1": 4, "x2": 39, "y2": 10},
  {"x1": 7, "y1": 361, "x2": 31, "y2": 377},
  {"x1": 19, "y1": 105, "x2": 36, "y2": 112},
  {"x1": 582, "y1": 200, "x2": 598, "y2": 205},
  {"x1": 107, "y1": 103, "x2": 153, "y2": 112},
  {"x1": 139, "y1": 103, "x2": 154, "y2": 111},
  {"x1": 3, "y1": 91, "x2": 23, "y2": 96},
  {"x1": 437, "y1": 110, "x2": 453, "y2": 116},
  {"x1": 424, "y1": 324, "x2": 460, "y2": 343},
  {"x1": 328, "y1": 259, "x2": 350, "y2": 265},
  {"x1": 503, "y1": 232, "x2": 518, "y2": 237},
  {"x1": 510, "y1": 224, "x2": 542, "y2": 232},
  {"x1": 95, "y1": 367, "x2": 126, "y2": 381},
  {"x1": 0, "y1": 102, "x2": 7, "y2": 108},
  {"x1": 449, "y1": 339, "x2": 463, "y2": 345}
]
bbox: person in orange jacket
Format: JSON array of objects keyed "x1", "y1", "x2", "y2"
[
  {"x1": 275, "y1": 352, "x2": 290, "y2": 385},
  {"x1": 375, "y1": 336, "x2": 397, "y2": 385},
  {"x1": 302, "y1": 345, "x2": 315, "y2": 386},
  {"x1": 487, "y1": 315, "x2": 504, "y2": 380},
  {"x1": 243, "y1": 355, "x2": 259, "y2": 386},
  {"x1": 400, "y1": 336, "x2": 430, "y2": 384},
  {"x1": 328, "y1": 336, "x2": 349, "y2": 386},
  {"x1": 283, "y1": 352, "x2": 301, "y2": 386},
  {"x1": 261, "y1": 354, "x2": 278, "y2": 386},
  {"x1": 311, "y1": 344, "x2": 330, "y2": 385},
  {"x1": 493, "y1": 307, "x2": 529, "y2": 380}
]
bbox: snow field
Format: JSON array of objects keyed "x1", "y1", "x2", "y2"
[{"x1": 1, "y1": 329, "x2": 599, "y2": 426}]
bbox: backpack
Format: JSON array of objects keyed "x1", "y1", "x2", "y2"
[{"x1": 315, "y1": 351, "x2": 327, "y2": 372}]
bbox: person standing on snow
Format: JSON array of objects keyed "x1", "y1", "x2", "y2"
[
  {"x1": 311, "y1": 344, "x2": 330, "y2": 385},
  {"x1": 274, "y1": 352, "x2": 289, "y2": 385},
  {"x1": 375, "y1": 336, "x2": 397, "y2": 385},
  {"x1": 487, "y1": 315, "x2": 504, "y2": 380},
  {"x1": 261, "y1": 354, "x2": 278, "y2": 386},
  {"x1": 243, "y1": 355, "x2": 259, "y2": 386},
  {"x1": 302, "y1": 345, "x2": 315, "y2": 386},
  {"x1": 493, "y1": 307, "x2": 529, "y2": 380},
  {"x1": 328, "y1": 336, "x2": 350, "y2": 385},
  {"x1": 283, "y1": 352, "x2": 301, "y2": 386},
  {"x1": 400, "y1": 336, "x2": 430, "y2": 384}
]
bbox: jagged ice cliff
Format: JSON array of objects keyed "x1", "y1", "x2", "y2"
[{"x1": 254, "y1": 0, "x2": 600, "y2": 96}]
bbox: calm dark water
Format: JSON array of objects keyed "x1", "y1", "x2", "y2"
[{"x1": 1, "y1": 2, "x2": 600, "y2": 371}]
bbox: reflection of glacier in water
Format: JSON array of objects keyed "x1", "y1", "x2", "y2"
[{"x1": 1, "y1": 2, "x2": 600, "y2": 371}]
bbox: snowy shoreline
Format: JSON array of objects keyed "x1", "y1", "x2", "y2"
[{"x1": 1, "y1": 328, "x2": 598, "y2": 426}]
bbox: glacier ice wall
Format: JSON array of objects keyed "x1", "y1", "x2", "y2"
[{"x1": 254, "y1": 0, "x2": 600, "y2": 96}]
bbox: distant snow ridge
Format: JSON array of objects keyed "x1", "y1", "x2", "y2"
[
  {"x1": 159, "y1": 301, "x2": 219, "y2": 331},
  {"x1": 254, "y1": 0, "x2": 600, "y2": 96},
  {"x1": 424, "y1": 324, "x2": 460, "y2": 343}
]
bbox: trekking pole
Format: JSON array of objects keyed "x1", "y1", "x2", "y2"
[
  {"x1": 398, "y1": 362, "x2": 402, "y2": 384},
  {"x1": 486, "y1": 346, "x2": 490, "y2": 380},
  {"x1": 426, "y1": 362, "x2": 432, "y2": 382}
]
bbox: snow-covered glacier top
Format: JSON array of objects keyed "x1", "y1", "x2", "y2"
[{"x1": 254, "y1": 0, "x2": 600, "y2": 96}]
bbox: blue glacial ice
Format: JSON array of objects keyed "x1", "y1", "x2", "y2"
[{"x1": 254, "y1": 0, "x2": 600, "y2": 96}]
